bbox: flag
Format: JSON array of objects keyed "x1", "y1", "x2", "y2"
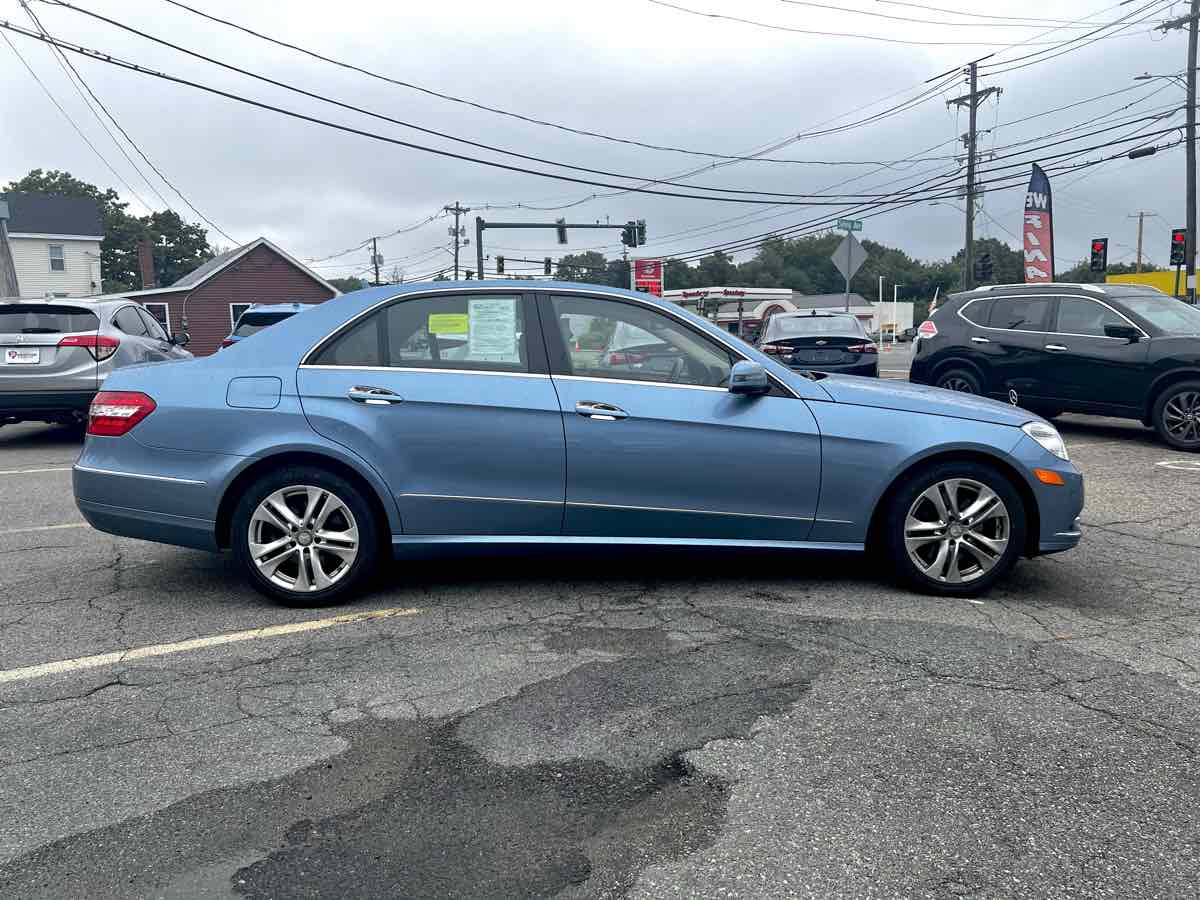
[{"x1": 1023, "y1": 164, "x2": 1055, "y2": 283}]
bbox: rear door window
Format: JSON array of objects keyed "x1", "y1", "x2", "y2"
[
  {"x1": 137, "y1": 308, "x2": 168, "y2": 341},
  {"x1": 987, "y1": 297, "x2": 1053, "y2": 332},
  {"x1": 0, "y1": 304, "x2": 99, "y2": 334}
]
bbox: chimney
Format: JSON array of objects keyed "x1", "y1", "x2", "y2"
[{"x1": 137, "y1": 240, "x2": 157, "y2": 290}]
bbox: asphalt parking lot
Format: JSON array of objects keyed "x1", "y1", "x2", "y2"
[{"x1": 1, "y1": 399, "x2": 1199, "y2": 898}]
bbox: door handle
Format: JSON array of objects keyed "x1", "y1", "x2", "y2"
[
  {"x1": 348, "y1": 386, "x2": 403, "y2": 405},
  {"x1": 970, "y1": 336, "x2": 991, "y2": 344},
  {"x1": 1044, "y1": 344, "x2": 1068, "y2": 352},
  {"x1": 575, "y1": 400, "x2": 628, "y2": 421}
]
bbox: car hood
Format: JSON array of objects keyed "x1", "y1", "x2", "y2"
[{"x1": 817, "y1": 375, "x2": 1037, "y2": 427}]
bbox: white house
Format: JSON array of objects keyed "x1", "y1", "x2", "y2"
[{"x1": 1, "y1": 192, "x2": 103, "y2": 298}]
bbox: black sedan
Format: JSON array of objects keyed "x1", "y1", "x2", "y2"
[
  {"x1": 758, "y1": 312, "x2": 879, "y2": 377},
  {"x1": 910, "y1": 283, "x2": 1200, "y2": 450}
]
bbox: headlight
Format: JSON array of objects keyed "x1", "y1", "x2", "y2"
[{"x1": 1022, "y1": 421, "x2": 1069, "y2": 461}]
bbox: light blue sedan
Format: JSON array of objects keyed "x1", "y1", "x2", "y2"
[{"x1": 72, "y1": 282, "x2": 1083, "y2": 604}]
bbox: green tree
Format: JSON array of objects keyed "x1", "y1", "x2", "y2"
[
  {"x1": 555, "y1": 251, "x2": 610, "y2": 284},
  {"x1": 4, "y1": 169, "x2": 213, "y2": 292},
  {"x1": 327, "y1": 276, "x2": 366, "y2": 292}
]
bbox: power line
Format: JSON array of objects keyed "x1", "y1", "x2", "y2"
[
  {"x1": 769, "y1": 0, "x2": 1098, "y2": 29},
  {"x1": 643, "y1": 0, "x2": 1159, "y2": 46},
  {"x1": 0, "y1": 27, "x2": 155, "y2": 213},
  {"x1": 873, "y1": 0, "x2": 1105, "y2": 26},
  {"x1": 305, "y1": 210, "x2": 446, "y2": 263},
  {"x1": 0, "y1": 22, "x2": 984, "y2": 208},
  {"x1": 22, "y1": 1, "x2": 237, "y2": 242}
]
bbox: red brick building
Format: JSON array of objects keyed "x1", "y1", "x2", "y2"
[{"x1": 98, "y1": 238, "x2": 338, "y2": 356}]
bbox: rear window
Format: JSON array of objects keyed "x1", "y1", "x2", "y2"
[
  {"x1": 763, "y1": 315, "x2": 865, "y2": 340},
  {"x1": 234, "y1": 312, "x2": 293, "y2": 337},
  {"x1": 0, "y1": 304, "x2": 99, "y2": 334}
]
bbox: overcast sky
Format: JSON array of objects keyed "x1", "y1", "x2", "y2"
[{"x1": 0, "y1": 0, "x2": 1190, "y2": 285}]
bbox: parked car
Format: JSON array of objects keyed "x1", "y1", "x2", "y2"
[
  {"x1": 0, "y1": 299, "x2": 190, "y2": 428},
  {"x1": 758, "y1": 311, "x2": 879, "y2": 377},
  {"x1": 909, "y1": 283, "x2": 1200, "y2": 451},
  {"x1": 73, "y1": 282, "x2": 1082, "y2": 604},
  {"x1": 221, "y1": 302, "x2": 316, "y2": 349}
]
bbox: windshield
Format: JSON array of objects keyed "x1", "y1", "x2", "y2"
[
  {"x1": 764, "y1": 315, "x2": 865, "y2": 340},
  {"x1": 1120, "y1": 294, "x2": 1200, "y2": 335},
  {"x1": 234, "y1": 312, "x2": 293, "y2": 337},
  {"x1": 0, "y1": 304, "x2": 100, "y2": 334}
]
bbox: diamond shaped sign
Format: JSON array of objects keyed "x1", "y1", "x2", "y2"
[{"x1": 832, "y1": 233, "x2": 868, "y2": 281}]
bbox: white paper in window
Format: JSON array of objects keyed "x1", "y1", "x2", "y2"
[{"x1": 468, "y1": 297, "x2": 519, "y2": 363}]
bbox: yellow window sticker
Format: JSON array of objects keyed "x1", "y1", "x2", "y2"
[{"x1": 428, "y1": 313, "x2": 468, "y2": 335}]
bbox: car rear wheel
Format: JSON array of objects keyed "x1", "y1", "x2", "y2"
[
  {"x1": 935, "y1": 368, "x2": 980, "y2": 395},
  {"x1": 1152, "y1": 380, "x2": 1200, "y2": 452},
  {"x1": 232, "y1": 466, "x2": 381, "y2": 605},
  {"x1": 882, "y1": 461, "x2": 1026, "y2": 597}
]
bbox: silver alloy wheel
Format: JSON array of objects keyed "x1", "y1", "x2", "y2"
[
  {"x1": 904, "y1": 478, "x2": 1010, "y2": 584},
  {"x1": 1163, "y1": 390, "x2": 1200, "y2": 444},
  {"x1": 248, "y1": 485, "x2": 359, "y2": 593},
  {"x1": 940, "y1": 375, "x2": 975, "y2": 394}
]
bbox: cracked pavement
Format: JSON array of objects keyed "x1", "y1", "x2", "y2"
[{"x1": 0, "y1": 414, "x2": 1198, "y2": 898}]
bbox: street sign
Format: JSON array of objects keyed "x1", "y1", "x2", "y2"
[
  {"x1": 831, "y1": 233, "x2": 867, "y2": 281},
  {"x1": 836, "y1": 218, "x2": 863, "y2": 232}
]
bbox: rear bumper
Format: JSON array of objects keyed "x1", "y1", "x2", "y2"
[
  {"x1": 0, "y1": 390, "x2": 94, "y2": 419},
  {"x1": 788, "y1": 359, "x2": 878, "y2": 378},
  {"x1": 75, "y1": 497, "x2": 218, "y2": 551}
]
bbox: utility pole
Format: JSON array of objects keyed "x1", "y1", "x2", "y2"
[
  {"x1": 444, "y1": 201, "x2": 470, "y2": 280},
  {"x1": 1161, "y1": 2, "x2": 1199, "y2": 302},
  {"x1": 371, "y1": 236, "x2": 381, "y2": 286},
  {"x1": 1129, "y1": 211, "x2": 1151, "y2": 273},
  {"x1": 947, "y1": 62, "x2": 1001, "y2": 291}
]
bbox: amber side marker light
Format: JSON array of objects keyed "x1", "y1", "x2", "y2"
[{"x1": 1034, "y1": 469, "x2": 1065, "y2": 486}]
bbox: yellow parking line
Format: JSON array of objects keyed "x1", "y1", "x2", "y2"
[{"x1": 0, "y1": 606, "x2": 423, "y2": 686}]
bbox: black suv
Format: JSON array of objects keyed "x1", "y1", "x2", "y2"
[{"x1": 910, "y1": 283, "x2": 1200, "y2": 450}]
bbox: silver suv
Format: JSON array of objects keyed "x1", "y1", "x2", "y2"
[{"x1": 0, "y1": 299, "x2": 192, "y2": 427}]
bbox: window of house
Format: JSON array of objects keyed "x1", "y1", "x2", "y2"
[
  {"x1": 48, "y1": 245, "x2": 65, "y2": 273},
  {"x1": 144, "y1": 302, "x2": 170, "y2": 330},
  {"x1": 230, "y1": 303, "x2": 253, "y2": 329}
]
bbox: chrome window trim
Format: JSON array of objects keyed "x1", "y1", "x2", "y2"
[
  {"x1": 401, "y1": 492, "x2": 559, "y2": 505},
  {"x1": 957, "y1": 295, "x2": 1149, "y2": 341},
  {"x1": 971, "y1": 282, "x2": 1105, "y2": 295},
  {"x1": 299, "y1": 364, "x2": 550, "y2": 380},
  {"x1": 552, "y1": 374, "x2": 728, "y2": 393},
  {"x1": 298, "y1": 284, "x2": 801, "y2": 399},
  {"x1": 73, "y1": 464, "x2": 206, "y2": 486}
]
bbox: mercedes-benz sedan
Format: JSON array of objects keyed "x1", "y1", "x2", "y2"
[{"x1": 73, "y1": 282, "x2": 1083, "y2": 605}]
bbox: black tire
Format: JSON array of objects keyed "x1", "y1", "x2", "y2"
[
  {"x1": 935, "y1": 367, "x2": 981, "y2": 395},
  {"x1": 882, "y1": 460, "x2": 1027, "y2": 598},
  {"x1": 231, "y1": 465, "x2": 381, "y2": 606},
  {"x1": 1152, "y1": 380, "x2": 1200, "y2": 452}
]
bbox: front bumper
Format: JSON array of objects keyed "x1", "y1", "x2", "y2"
[{"x1": 1009, "y1": 434, "x2": 1085, "y2": 556}]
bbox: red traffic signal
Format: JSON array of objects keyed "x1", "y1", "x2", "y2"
[
  {"x1": 1089, "y1": 237, "x2": 1108, "y2": 273},
  {"x1": 1171, "y1": 228, "x2": 1188, "y2": 266}
]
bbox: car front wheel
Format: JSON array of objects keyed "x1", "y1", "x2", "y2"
[
  {"x1": 882, "y1": 461, "x2": 1026, "y2": 597},
  {"x1": 232, "y1": 466, "x2": 381, "y2": 605},
  {"x1": 1152, "y1": 380, "x2": 1200, "y2": 452}
]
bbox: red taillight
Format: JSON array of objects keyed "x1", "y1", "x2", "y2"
[
  {"x1": 59, "y1": 333, "x2": 119, "y2": 361},
  {"x1": 606, "y1": 351, "x2": 644, "y2": 365},
  {"x1": 917, "y1": 320, "x2": 938, "y2": 339},
  {"x1": 847, "y1": 343, "x2": 878, "y2": 354},
  {"x1": 760, "y1": 343, "x2": 786, "y2": 355},
  {"x1": 220, "y1": 338, "x2": 235, "y2": 349},
  {"x1": 87, "y1": 391, "x2": 156, "y2": 437}
]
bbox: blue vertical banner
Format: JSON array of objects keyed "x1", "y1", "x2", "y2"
[{"x1": 1022, "y1": 164, "x2": 1055, "y2": 283}]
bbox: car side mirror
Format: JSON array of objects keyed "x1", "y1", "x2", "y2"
[
  {"x1": 1104, "y1": 324, "x2": 1139, "y2": 342},
  {"x1": 729, "y1": 360, "x2": 770, "y2": 396},
  {"x1": 171, "y1": 331, "x2": 191, "y2": 347}
]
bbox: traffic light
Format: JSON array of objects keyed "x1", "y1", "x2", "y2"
[
  {"x1": 1089, "y1": 238, "x2": 1108, "y2": 273},
  {"x1": 495, "y1": 255, "x2": 504, "y2": 275},
  {"x1": 636, "y1": 219, "x2": 647, "y2": 246},
  {"x1": 544, "y1": 257, "x2": 552, "y2": 275},
  {"x1": 555, "y1": 218, "x2": 568, "y2": 245},
  {"x1": 1171, "y1": 228, "x2": 1188, "y2": 266},
  {"x1": 973, "y1": 253, "x2": 993, "y2": 283},
  {"x1": 621, "y1": 221, "x2": 637, "y2": 248},
  {"x1": 465, "y1": 270, "x2": 474, "y2": 280}
]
